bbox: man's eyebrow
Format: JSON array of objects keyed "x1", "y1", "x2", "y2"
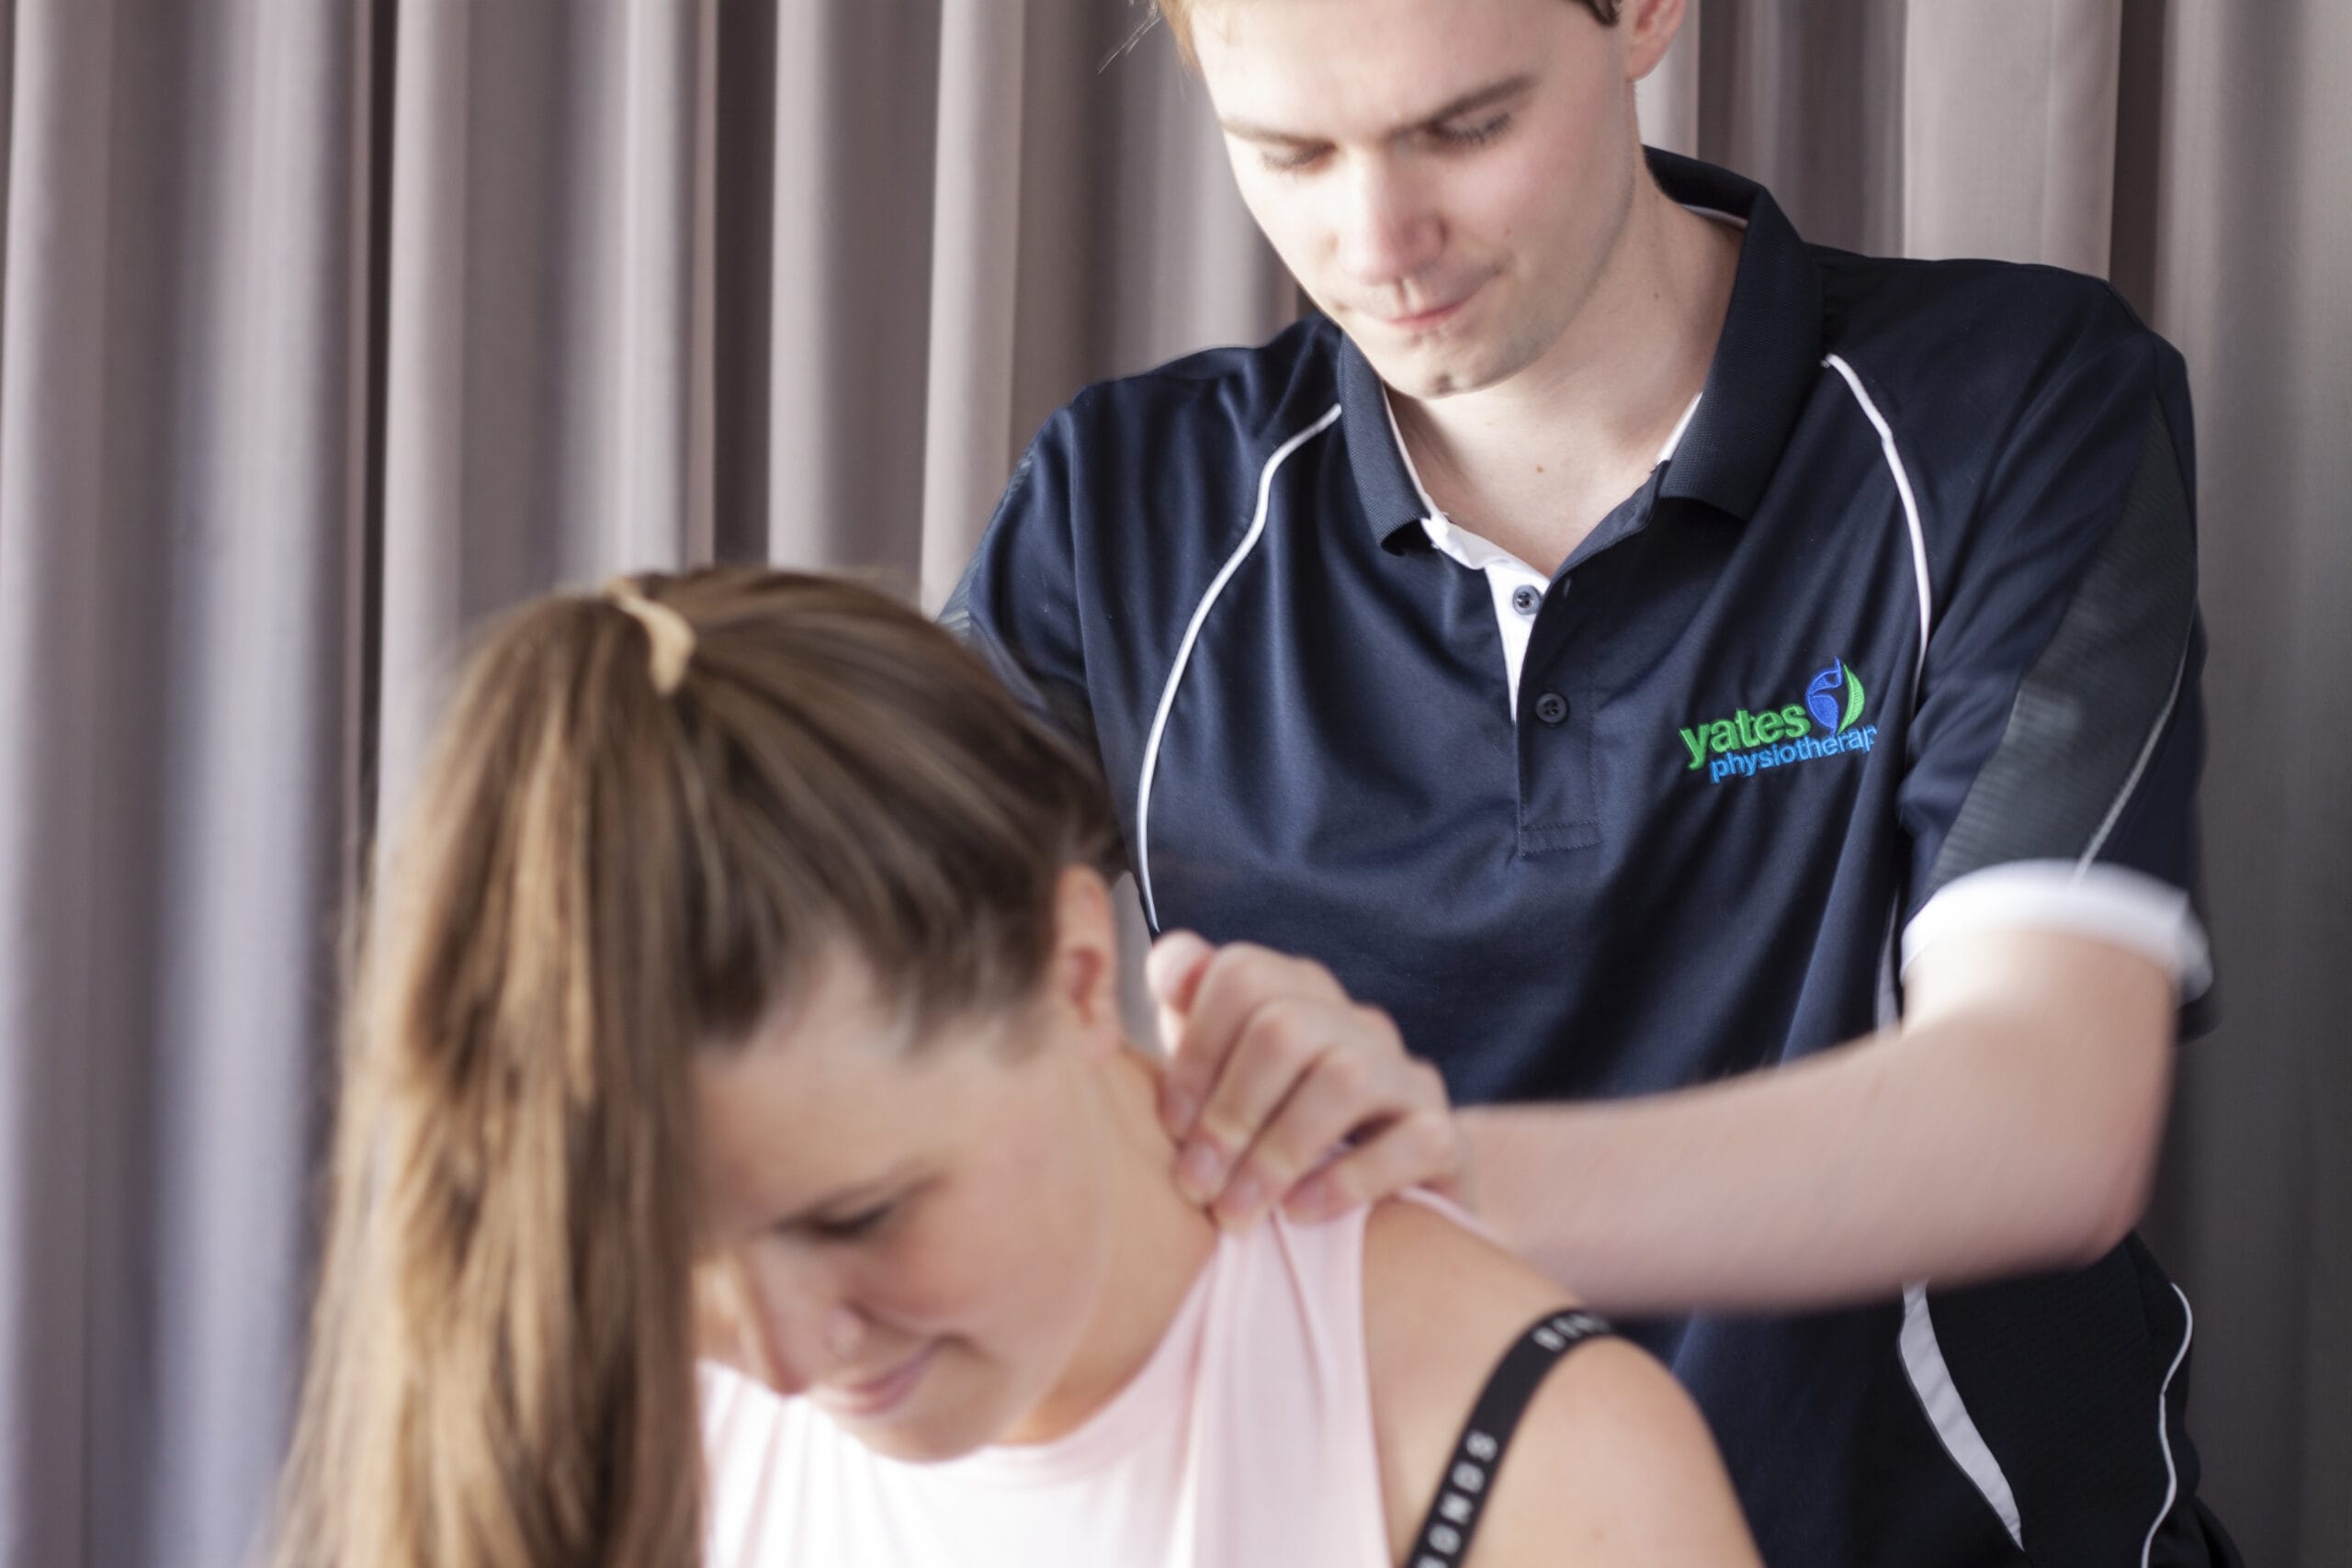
[{"x1": 1217, "y1": 73, "x2": 1535, "y2": 147}]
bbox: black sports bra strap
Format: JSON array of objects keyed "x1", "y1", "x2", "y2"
[{"x1": 1403, "y1": 1306, "x2": 1614, "y2": 1568}]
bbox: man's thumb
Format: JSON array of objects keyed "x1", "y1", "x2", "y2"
[
  {"x1": 1147, "y1": 931, "x2": 1216, "y2": 1133},
  {"x1": 1145, "y1": 930, "x2": 1215, "y2": 1014},
  {"x1": 1143, "y1": 940, "x2": 1213, "y2": 1010}
]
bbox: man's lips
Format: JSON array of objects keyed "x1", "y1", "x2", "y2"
[
  {"x1": 1374, "y1": 281, "x2": 1483, "y2": 331},
  {"x1": 811, "y1": 1343, "x2": 938, "y2": 1419}
]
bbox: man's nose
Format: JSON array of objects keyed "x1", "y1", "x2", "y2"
[{"x1": 1333, "y1": 158, "x2": 1444, "y2": 290}]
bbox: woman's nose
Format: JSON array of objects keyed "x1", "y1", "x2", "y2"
[{"x1": 743, "y1": 1271, "x2": 867, "y2": 1396}]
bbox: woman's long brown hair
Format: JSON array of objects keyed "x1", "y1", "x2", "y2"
[{"x1": 269, "y1": 569, "x2": 1118, "y2": 1568}]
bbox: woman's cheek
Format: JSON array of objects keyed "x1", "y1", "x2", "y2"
[{"x1": 853, "y1": 1193, "x2": 1010, "y2": 1334}]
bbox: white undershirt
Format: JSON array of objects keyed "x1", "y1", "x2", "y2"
[
  {"x1": 1383, "y1": 389, "x2": 1702, "y2": 717},
  {"x1": 1386, "y1": 204, "x2": 1743, "y2": 718}
]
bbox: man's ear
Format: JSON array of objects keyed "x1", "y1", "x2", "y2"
[
  {"x1": 1046, "y1": 864, "x2": 1122, "y2": 1045},
  {"x1": 1619, "y1": 0, "x2": 1688, "y2": 84}
]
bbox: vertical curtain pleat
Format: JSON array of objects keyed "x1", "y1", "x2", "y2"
[
  {"x1": 597, "y1": 0, "x2": 710, "y2": 569},
  {"x1": 1066, "y1": 14, "x2": 1295, "y2": 409},
  {"x1": 764, "y1": 0, "x2": 941, "y2": 577},
  {"x1": 1902, "y1": 0, "x2": 2120, "y2": 273},
  {"x1": 708, "y1": 0, "x2": 775, "y2": 562},
  {"x1": 142, "y1": 4, "x2": 369, "y2": 1562},
  {"x1": 2116, "y1": 5, "x2": 2352, "y2": 1561},
  {"x1": 0, "y1": 5, "x2": 119, "y2": 1558},
  {"x1": 378, "y1": 0, "x2": 708, "y2": 828},
  {"x1": 920, "y1": 0, "x2": 1028, "y2": 610},
  {"x1": 376, "y1": 0, "x2": 478, "y2": 828},
  {"x1": 0, "y1": 6, "x2": 370, "y2": 1565},
  {"x1": 686, "y1": 2, "x2": 718, "y2": 565},
  {"x1": 1694, "y1": 0, "x2": 1904, "y2": 254}
]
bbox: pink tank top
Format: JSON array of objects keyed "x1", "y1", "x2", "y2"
[{"x1": 700, "y1": 1204, "x2": 1396, "y2": 1567}]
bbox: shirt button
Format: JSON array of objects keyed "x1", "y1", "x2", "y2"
[
  {"x1": 1510, "y1": 583, "x2": 1542, "y2": 615},
  {"x1": 1534, "y1": 691, "x2": 1569, "y2": 725}
]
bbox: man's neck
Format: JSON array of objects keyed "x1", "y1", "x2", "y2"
[
  {"x1": 1391, "y1": 181, "x2": 1742, "y2": 578},
  {"x1": 998, "y1": 1051, "x2": 1217, "y2": 1445}
]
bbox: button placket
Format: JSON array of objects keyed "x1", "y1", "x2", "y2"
[{"x1": 1512, "y1": 570, "x2": 1600, "y2": 853}]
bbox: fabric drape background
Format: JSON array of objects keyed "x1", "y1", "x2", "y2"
[{"x1": 0, "y1": 3, "x2": 2340, "y2": 1564}]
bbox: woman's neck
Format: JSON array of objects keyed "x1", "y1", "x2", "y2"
[{"x1": 996, "y1": 1048, "x2": 1218, "y2": 1444}]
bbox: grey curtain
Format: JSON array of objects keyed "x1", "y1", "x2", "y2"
[{"x1": 0, "y1": 3, "x2": 2339, "y2": 1565}]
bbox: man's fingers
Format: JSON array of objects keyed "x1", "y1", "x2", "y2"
[
  {"x1": 1150, "y1": 941, "x2": 1448, "y2": 1229},
  {"x1": 1280, "y1": 1107, "x2": 1466, "y2": 1224},
  {"x1": 1159, "y1": 942, "x2": 1340, "y2": 1137},
  {"x1": 1207, "y1": 1032, "x2": 1396, "y2": 1229},
  {"x1": 1144, "y1": 929, "x2": 1216, "y2": 1013},
  {"x1": 1170, "y1": 997, "x2": 1331, "y2": 1205}
]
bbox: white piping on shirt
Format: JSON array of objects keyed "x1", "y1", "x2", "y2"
[
  {"x1": 1900, "y1": 1285, "x2": 2027, "y2": 1549},
  {"x1": 2139, "y1": 1286, "x2": 2195, "y2": 1567},
  {"x1": 2084, "y1": 644, "x2": 2189, "y2": 869},
  {"x1": 1828, "y1": 353, "x2": 2033, "y2": 1547},
  {"x1": 1133, "y1": 403, "x2": 1344, "y2": 931},
  {"x1": 1825, "y1": 353, "x2": 1933, "y2": 699}
]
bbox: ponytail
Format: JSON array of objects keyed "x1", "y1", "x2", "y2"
[
  {"x1": 271, "y1": 569, "x2": 1119, "y2": 1567},
  {"x1": 275, "y1": 600, "x2": 707, "y2": 1568}
]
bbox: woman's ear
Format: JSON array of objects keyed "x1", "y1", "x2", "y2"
[{"x1": 1046, "y1": 864, "x2": 1122, "y2": 1047}]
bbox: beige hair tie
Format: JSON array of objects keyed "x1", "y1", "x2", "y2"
[{"x1": 603, "y1": 578, "x2": 696, "y2": 695}]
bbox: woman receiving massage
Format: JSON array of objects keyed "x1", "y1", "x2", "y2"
[{"x1": 268, "y1": 567, "x2": 1758, "y2": 1567}]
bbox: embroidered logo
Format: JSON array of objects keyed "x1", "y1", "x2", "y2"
[{"x1": 1679, "y1": 658, "x2": 1879, "y2": 784}]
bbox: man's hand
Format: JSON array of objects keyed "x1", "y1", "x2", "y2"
[{"x1": 1146, "y1": 931, "x2": 1467, "y2": 1229}]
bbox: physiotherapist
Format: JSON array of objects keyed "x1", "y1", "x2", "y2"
[{"x1": 946, "y1": 0, "x2": 2238, "y2": 1562}]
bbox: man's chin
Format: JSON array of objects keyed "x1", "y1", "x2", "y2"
[{"x1": 1361, "y1": 345, "x2": 1491, "y2": 401}]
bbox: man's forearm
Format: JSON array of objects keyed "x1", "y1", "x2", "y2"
[{"x1": 1461, "y1": 961, "x2": 2172, "y2": 1316}]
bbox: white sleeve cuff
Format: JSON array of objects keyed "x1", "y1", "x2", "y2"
[{"x1": 1900, "y1": 861, "x2": 2213, "y2": 1001}]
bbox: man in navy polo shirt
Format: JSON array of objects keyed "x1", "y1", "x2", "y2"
[{"x1": 946, "y1": 0, "x2": 2237, "y2": 1561}]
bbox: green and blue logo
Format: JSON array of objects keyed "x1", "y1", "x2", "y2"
[{"x1": 1679, "y1": 658, "x2": 1879, "y2": 784}]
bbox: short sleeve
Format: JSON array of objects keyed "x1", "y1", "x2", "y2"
[
  {"x1": 940, "y1": 404, "x2": 1102, "y2": 761},
  {"x1": 1895, "y1": 296, "x2": 2212, "y2": 1022}
]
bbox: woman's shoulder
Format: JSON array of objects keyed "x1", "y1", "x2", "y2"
[
  {"x1": 1360, "y1": 1193, "x2": 1569, "y2": 1359},
  {"x1": 1358, "y1": 1196, "x2": 1759, "y2": 1566}
]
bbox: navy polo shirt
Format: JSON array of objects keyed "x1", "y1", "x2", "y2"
[{"x1": 947, "y1": 150, "x2": 2220, "y2": 1566}]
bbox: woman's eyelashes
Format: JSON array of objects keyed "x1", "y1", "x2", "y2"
[{"x1": 801, "y1": 1195, "x2": 902, "y2": 1243}]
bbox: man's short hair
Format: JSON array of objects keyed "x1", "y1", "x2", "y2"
[{"x1": 1153, "y1": 0, "x2": 1623, "y2": 70}]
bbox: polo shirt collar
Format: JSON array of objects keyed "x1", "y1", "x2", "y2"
[
  {"x1": 1339, "y1": 332, "x2": 1433, "y2": 550},
  {"x1": 1647, "y1": 150, "x2": 1822, "y2": 519},
  {"x1": 1340, "y1": 148, "x2": 1823, "y2": 548}
]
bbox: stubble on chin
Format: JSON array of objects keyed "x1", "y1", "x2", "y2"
[
  {"x1": 1382, "y1": 345, "x2": 1502, "y2": 402},
  {"x1": 1358, "y1": 334, "x2": 1466, "y2": 400}
]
